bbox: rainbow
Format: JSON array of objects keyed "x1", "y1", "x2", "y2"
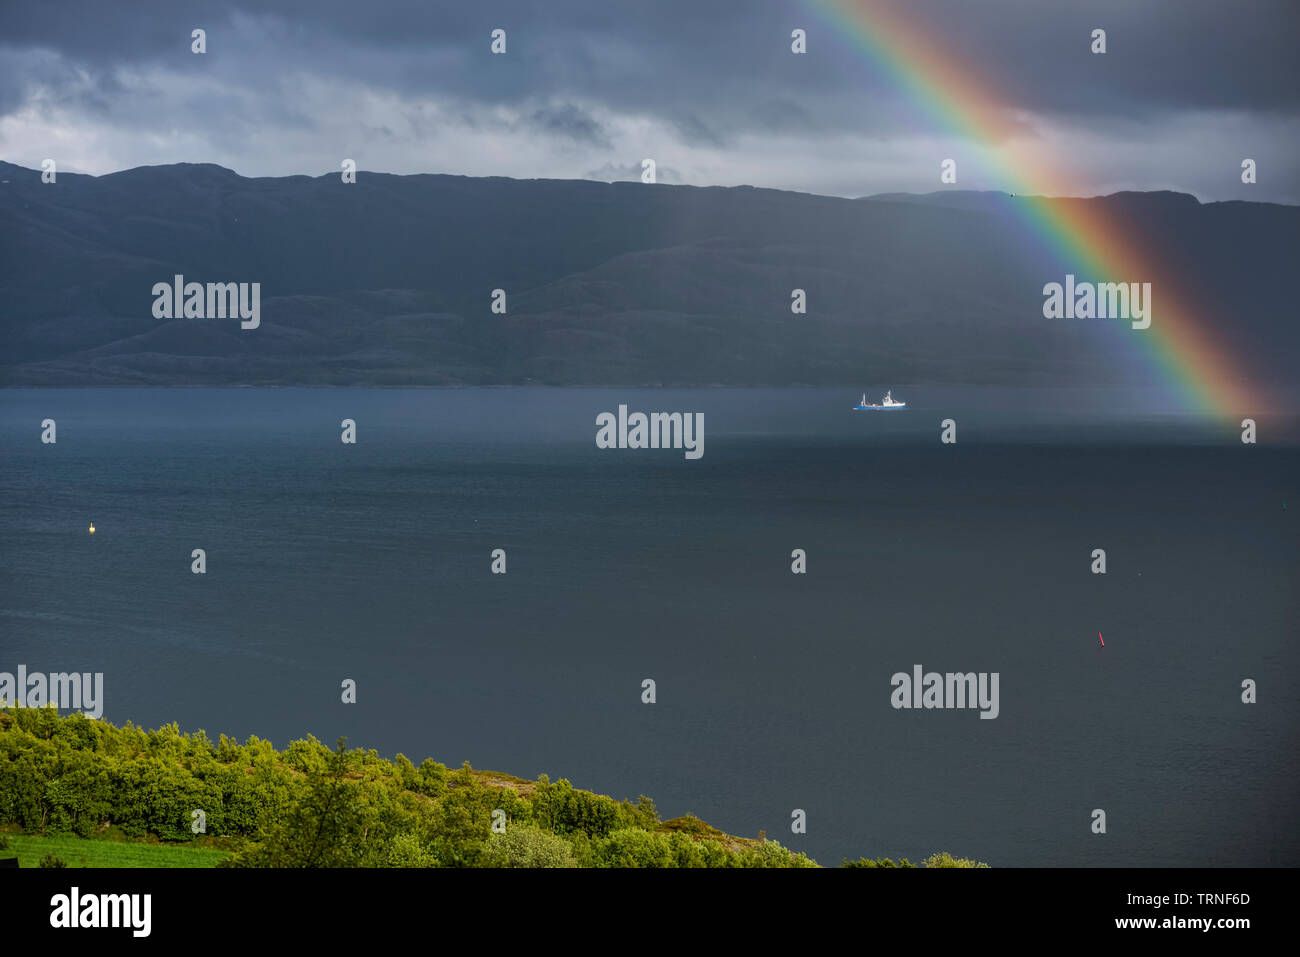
[{"x1": 805, "y1": 0, "x2": 1264, "y2": 419}]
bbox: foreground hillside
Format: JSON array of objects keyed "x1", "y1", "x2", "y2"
[{"x1": 0, "y1": 708, "x2": 986, "y2": 867}]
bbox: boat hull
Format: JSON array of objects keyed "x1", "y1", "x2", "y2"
[{"x1": 853, "y1": 405, "x2": 906, "y2": 411}]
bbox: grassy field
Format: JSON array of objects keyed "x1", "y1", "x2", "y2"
[{"x1": 3, "y1": 833, "x2": 231, "y2": 868}]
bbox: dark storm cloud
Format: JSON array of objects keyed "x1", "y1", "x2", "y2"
[
  {"x1": 3, "y1": 0, "x2": 1296, "y2": 121},
  {"x1": 527, "y1": 103, "x2": 611, "y2": 148},
  {"x1": 0, "y1": 0, "x2": 1296, "y2": 199}
]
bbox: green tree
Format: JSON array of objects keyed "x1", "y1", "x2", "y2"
[{"x1": 226, "y1": 738, "x2": 383, "y2": 867}]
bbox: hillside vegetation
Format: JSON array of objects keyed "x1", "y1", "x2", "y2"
[
  {"x1": 0, "y1": 708, "x2": 816, "y2": 867},
  {"x1": 0, "y1": 708, "x2": 987, "y2": 868}
]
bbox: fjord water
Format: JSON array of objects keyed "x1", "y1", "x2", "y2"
[{"x1": 2, "y1": 387, "x2": 1296, "y2": 867}]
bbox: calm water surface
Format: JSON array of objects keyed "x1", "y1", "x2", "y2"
[{"x1": 1, "y1": 387, "x2": 1296, "y2": 866}]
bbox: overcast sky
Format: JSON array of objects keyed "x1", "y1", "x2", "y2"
[{"x1": 1, "y1": 0, "x2": 1297, "y2": 202}]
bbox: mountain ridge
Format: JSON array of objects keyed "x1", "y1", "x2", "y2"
[{"x1": 2, "y1": 162, "x2": 1295, "y2": 388}]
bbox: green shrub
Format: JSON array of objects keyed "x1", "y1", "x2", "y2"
[
  {"x1": 592, "y1": 828, "x2": 676, "y2": 868},
  {"x1": 483, "y1": 825, "x2": 578, "y2": 868},
  {"x1": 923, "y1": 851, "x2": 989, "y2": 868},
  {"x1": 740, "y1": 840, "x2": 819, "y2": 868},
  {"x1": 843, "y1": 856, "x2": 917, "y2": 868},
  {"x1": 384, "y1": 831, "x2": 438, "y2": 868}
]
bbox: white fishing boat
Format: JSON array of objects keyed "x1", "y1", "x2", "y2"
[{"x1": 854, "y1": 390, "x2": 906, "y2": 411}]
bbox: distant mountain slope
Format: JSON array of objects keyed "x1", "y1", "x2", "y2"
[{"x1": 1, "y1": 162, "x2": 1294, "y2": 387}]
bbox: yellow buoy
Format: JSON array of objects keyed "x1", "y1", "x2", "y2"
[{"x1": 88, "y1": 524, "x2": 95, "y2": 534}]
